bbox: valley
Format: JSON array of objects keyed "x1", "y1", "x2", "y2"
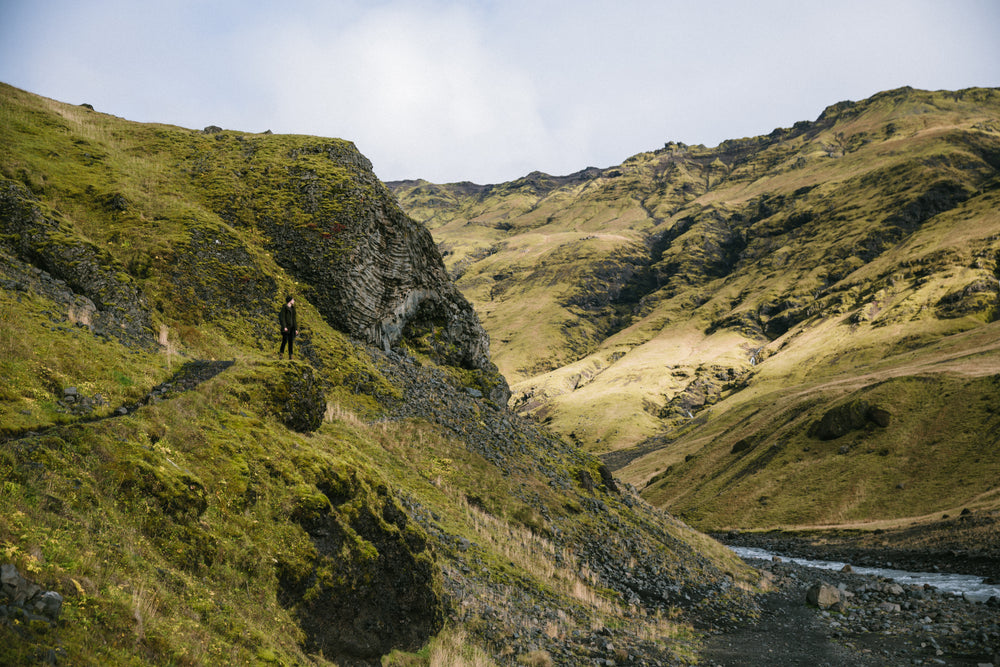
[
  {"x1": 1, "y1": 80, "x2": 998, "y2": 665},
  {"x1": 390, "y1": 86, "x2": 1000, "y2": 537}
]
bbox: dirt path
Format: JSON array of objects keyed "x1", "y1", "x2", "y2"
[{"x1": 1, "y1": 359, "x2": 234, "y2": 443}]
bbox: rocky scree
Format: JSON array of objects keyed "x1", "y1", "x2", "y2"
[
  {"x1": 370, "y1": 348, "x2": 760, "y2": 665},
  {"x1": 746, "y1": 556, "x2": 1000, "y2": 666}
]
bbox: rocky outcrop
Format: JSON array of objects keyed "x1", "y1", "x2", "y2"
[
  {"x1": 1, "y1": 563, "x2": 63, "y2": 625},
  {"x1": 280, "y1": 469, "x2": 443, "y2": 665},
  {"x1": 808, "y1": 399, "x2": 892, "y2": 440},
  {"x1": 260, "y1": 361, "x2": 327, "y2": 433},
  {"x1": 213, "y1": 140, "x2": 508, "y2": 400},
  {"x1": 0, "y1": 181, "x2": 156, "y2": 349}
]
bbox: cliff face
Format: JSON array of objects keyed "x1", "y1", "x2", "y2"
[
  {"x1": 263, "y1": 148, "x2": 495, "y2": 370},
  {"x1": 195, "y1": 134, "x2": 510, "y2": 403}
]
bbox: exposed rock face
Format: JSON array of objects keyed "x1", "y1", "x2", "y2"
[
  {"x1": 280, "y1": 470, "x2": 443, "y2": 665},
  {"x1": 226, "y1": 141, "x2": 507, "y2": 401},
  {"x1": 808, "y1": 399, "x2": 892, "y2": 440},
  {"x1": 0, "y1": 181, "x2": 156, "y2": 348}
]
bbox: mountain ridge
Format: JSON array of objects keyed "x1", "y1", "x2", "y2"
[{"x1": 389, "y1": 85, "x2": 1000, "y2": 531}]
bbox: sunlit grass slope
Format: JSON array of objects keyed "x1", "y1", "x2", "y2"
[{"x1": 391, "y1": 87, "x2": 1000, "y2": 530}]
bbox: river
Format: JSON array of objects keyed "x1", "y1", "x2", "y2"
[{"x1": 730, "y1": 545, "x2": 1000, "y2": 603}]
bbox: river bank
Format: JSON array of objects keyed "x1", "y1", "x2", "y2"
[
  {"x1": 701, "y1": 514, "x2": 1000, "y2": 666},
  {"x1": 702, "y1": 553, "x2": 999, "y2": 666},
  {"x1": 713, "y1": 508, "x2": 1000, "y2": 578}
]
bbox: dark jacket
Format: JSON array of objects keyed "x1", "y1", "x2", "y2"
[{"x1": 280, "y1": 303, "x2": 296, "y2": 332}]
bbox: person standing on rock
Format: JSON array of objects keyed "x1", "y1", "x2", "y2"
[{"x1": 279, "y1": 295, "x2": 298, "y2": 359}]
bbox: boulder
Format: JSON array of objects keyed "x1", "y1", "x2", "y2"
[
  {"x1": 806, "y1": 582, "x2": 841, "y2": 609},
  {"x1": 34, "y1": 591, "x2": 64, "y2": 619},
  {"x1": 264, "y1": 362, "x2": 327, "y2": 433},
  {"x1": 1, "y1": 564, "x2": 63, "y2": 621},
  {"x1": 809, "y1": 399, "x2": 892, "y2": 440}
]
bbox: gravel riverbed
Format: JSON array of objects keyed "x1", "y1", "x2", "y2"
[{"x1": 701, "y1": 549, "x2": 1000, "y2": 666}]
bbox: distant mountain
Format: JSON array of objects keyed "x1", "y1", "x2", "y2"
[{"x1": 389, "y1": 86, "x2": 1000, "y2": 530}]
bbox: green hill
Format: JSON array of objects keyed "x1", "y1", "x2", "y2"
[
  {"x1": 0, "y1": 83, "x2": 757, "y2": 665},
  {"x1": 389, "y1": 86, "x2": 1000, "y2": 532}
]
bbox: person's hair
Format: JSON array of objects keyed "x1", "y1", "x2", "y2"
[{"x1": 285, "y1": 295, "x2": 293, "y2": 303}]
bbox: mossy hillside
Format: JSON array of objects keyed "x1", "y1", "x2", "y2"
[
  {"x1": 0, "y1": 227, "x2": 390, "y2": 436},
  {"x1": 1, "y1": 83, "x2": 761, "y2": 664},
  {"x1": 0, "y1": 271, "x2": 167, "y2": 435},
  {"x1": 0, "y1": 361, "x2": 438, "y2": 666},
  {"x1": 639, "y1": 348, "x2": 1000, "y2": 530},
  {"x1": 394, "y1": 86, "x2": 1000, "y2": 389},
  {"x1": 2, "y1": 81, "x2": 461, "y2": 366},
  {"x1": 1, "y1": 81, "x2": 409, "y2": 425},
  {"x1": 624, "y1": 313, "x2": 1000, "y2": 523},
  {"x1": 0, "y1": 351, "x2": 757, "y2": 665},
  {"x1": 391, "y1": 87, "x2": 1000, "y2": 530}
]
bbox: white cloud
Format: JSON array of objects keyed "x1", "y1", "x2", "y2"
[
  {"x1": 249, "y1": 4, "x2": 556, "y2": 182},
  {"x1": 1, "y1": 0, "x2": 998, "y2": 183}
]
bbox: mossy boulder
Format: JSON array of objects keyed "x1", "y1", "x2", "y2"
[
  {"x1": 279, "y1": 474, "x2": 443, "y2": 664},
  {"x1": 260, "y1": 361, "x2": 327, "y2": 433},
  {"x1": 808, "y1": 399, "x2": 892, "y2": 440}
]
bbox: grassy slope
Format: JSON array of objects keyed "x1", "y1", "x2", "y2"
[
  {"x1": 390, "y1": 87, "x2": 1000, "y2": 532},
  {"x1": 0, "y1": 84, "x2": 757, "y2": 665}
]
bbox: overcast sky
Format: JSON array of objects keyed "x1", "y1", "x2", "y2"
[{"x1": 1, "y1": 1, "x2": 998, "y2": 184}]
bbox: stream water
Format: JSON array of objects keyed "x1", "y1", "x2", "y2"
[{"x1": 730, "y1": 545, "x2": 1000, "y2": 603}]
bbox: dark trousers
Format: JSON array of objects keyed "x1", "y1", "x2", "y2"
[{"x1": 280, "y1": 330, "x2": 296, "y2": 358}]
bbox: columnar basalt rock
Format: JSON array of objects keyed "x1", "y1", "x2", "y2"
[{"x1": 240, "y1": 141, "x2": 508, "y2": 402}]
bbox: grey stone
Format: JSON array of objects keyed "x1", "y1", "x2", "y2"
[
  {"x1": 33, "y1": 591, "x2": 63, "y2": 619},
  {"x1": 806, "y1": 582, "x2": 841, "y2": 609}
]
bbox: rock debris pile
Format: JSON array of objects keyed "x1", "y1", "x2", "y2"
[{"x1": 1, "y1": 563, "x2": 63, "y2": 626}]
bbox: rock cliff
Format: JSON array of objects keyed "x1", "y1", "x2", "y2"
[{"x1": 199, "y1": 136, "x2": 509, "y2": 403}]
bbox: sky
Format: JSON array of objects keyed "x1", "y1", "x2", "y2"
[{"x1": 1, "y1": 1, "x2": 998, "y2": 185}]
